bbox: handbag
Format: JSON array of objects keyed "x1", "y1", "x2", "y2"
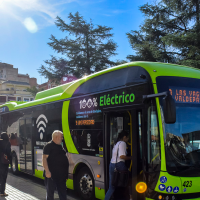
[
  {"x1": 111, "y1": 142, "x2": 129, "y2": 187},
  {"x1": 1, "y1": 152, "x2": 10, "y2": 165},
  {"x1": 0, "y1": 143, "x2": 10, "y2": 165}
]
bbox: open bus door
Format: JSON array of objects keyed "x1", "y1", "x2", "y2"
[
  {"x1": 131, "y1": 104, "x2": 161, "y2": 200},
  {"x1": 19, "y1": 118, "x2": 34, "y2": 175},
  {"x1": 104, "y1": 108, "x2": 145, "y2": 200},
  {"x1": 131, "y1": 108, "x2": 145, "y2": 200}
]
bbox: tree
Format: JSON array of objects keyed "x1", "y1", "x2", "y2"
[
  {"x1": 127, "y1": 0, "x2": 200, "y2": 68},
  {"x1": 115, "y1": 59, "x2": 129, "y2": 65},
  {"x1": 27, "y1": 86, "x2": 43, "y2": 97},
  {"x1": 39, "y1": 12, "x2": 118, "y2": 81}
]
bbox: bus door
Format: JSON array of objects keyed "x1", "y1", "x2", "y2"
[
  {"x1": 131, "y1": 104, "x2": 161, "y2": 200},
  {"x1": 104, "y1": 110, "x2": 133, "y2": 199},
  {"x1": 104, "y1": 109, "x2": 144, "y2": 200},
  {"x1": 131, "y1": 108, "x2": 144, "y2": 200},
  {"x1": 19, "y1": 118, "x2": 33, "y2": 175}
]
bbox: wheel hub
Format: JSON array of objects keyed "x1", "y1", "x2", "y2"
[{"x1": 80, "y1": 174, "x2": 93, "y2": 195}]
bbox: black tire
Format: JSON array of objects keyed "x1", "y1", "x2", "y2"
[
  {"x1": 11, "y1": 153, "x2": 19, "y2": 175},
  {"x1": 75, "y1": 167, "x2": 95, "y2": 200}
]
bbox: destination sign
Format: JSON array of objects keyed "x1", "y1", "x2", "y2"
[
  {"x1": 169, "y1": 87, "x2": 200, "y2": 104},
  {"x1": 76, "y1": 119, "x2": 95, "y2": 126}
]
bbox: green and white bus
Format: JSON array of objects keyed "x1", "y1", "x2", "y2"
[{"x1": 1, "y1": 61, "x2": 200, "y2": 200}]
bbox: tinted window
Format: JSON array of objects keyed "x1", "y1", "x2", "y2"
[
  {"x1": 0, "y1": 111, "x2": 23, "y2": 136},
  {"x1": 68, "y1": 96, "x2": 103, "y2": 156},
  {"x1": 0, "y1": 96, "x2": 6, "y2": 102},
  {"x1": 74, "y1": 66, "x2": 150, "y2": 96},
  {"x1": 157, "y1": 76, "x2": 200, "y2": 176}
]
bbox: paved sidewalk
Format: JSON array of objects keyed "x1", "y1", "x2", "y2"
[{"x1": 0, "y1": 174, "x2": 77, "y2": 200}]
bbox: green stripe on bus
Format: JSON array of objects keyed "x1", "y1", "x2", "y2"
[
  {"x1": 62, "y1": 101, "x2": 79, "y2": 154},
  {"x1": 95, "y1": 187, "x2": 105, "y2": 200},
  {"x1": 35, "y1": 170, "x2": 44, "y2": 179},
  {"x1": 153, "y1": 83, "x2": 167, "y2": 172},
  {"x1": 66, "y1": 179, "x2": 73, "y2": 190}
]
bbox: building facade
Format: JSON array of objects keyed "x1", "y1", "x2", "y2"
[
  {"x1": 0, "y1": 62, "x2": 37, "y2": 105},
  {"x1": 38, "y1": 80, "x2": 57, "y2": 90}
]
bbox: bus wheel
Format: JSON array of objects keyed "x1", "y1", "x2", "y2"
[
  {"x1": 12, "y1": 153, "x2": 19, "y2": 175},
  {"x1": 76, "y1": 167, "x2": 95, "y2": 200}
]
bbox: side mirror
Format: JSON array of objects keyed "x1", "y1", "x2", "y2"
[{"x1": 163, "y1": 94, "x2": 176, "y2": 124}]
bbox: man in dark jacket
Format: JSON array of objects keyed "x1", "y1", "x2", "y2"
[
  {"x1": 0, "y1": 132, "x2": 11, "y2": 197},
  {"x1": 42, "y1": 130, "x2": 69, "y2": 200}
]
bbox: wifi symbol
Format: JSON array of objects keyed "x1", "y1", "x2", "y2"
[{"x1": 36, "y1": 114, "x2": 48, "y2": 140}]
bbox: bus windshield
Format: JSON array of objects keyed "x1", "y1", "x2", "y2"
[{"x1": 157, "y1": 76, "x2": 200, "y2": 176}]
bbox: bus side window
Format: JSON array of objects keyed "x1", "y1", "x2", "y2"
[{"x1": 147, "y1": 104, "x2": 161, "y2": 166}]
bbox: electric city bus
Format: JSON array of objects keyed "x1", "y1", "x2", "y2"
[{"x1": 0, "y1": 61, "x2": 200, "y2": 200}]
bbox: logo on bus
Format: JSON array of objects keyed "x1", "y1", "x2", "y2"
[
  {"x1": 79, "y1": 98, "x2": 98, "y2": 109},
  {"x1": 99, "y1": 92, "x2": 135, "y2": 106},
  {"x1": 166, "y1": 186, "x2": 173, "y2": 193},
  {"x1": 160, "y1": 176, "x2": 167, "y2": 183},
  {"x1": 36, "y1": 114, "x2": 48, "y2": 140},
  {"x1": 173, "y1": 187, "x2": 179, "y2": 193},
  {"x1": 87, "y1": 133, "x2": 91, "y2": 147},
  {"x1": 158, "y1": 184, "x2": 166, "y2": 191}
]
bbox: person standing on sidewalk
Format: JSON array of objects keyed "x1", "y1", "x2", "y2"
[
  {"x1": 0, "y1": 132, "x2": 11, "y2": 197},
  {"x1": 43, "y1": 130, "x2": 69, "y2": 200}
]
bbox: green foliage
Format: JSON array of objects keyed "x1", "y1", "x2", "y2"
[
  {"x1": 27, "y1": 86, "x2": 43, "y2": 97},
  {"x1": 127, "y1": 0, "x2": 200, "y2": 68},
  {"x1": 115, "y1": 59, "x2": 129, "y2": 65},
  {"x1": 39, "y1": 12, "x2": 118, "y2": 81}
]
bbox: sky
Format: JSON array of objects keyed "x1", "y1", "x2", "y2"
[{"x1": 0, "y1": 0, "x2": 152, "y2": 84}]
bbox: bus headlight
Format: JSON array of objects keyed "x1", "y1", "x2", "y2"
[{"x1": 136, "y1": 182, "x2": 147, "y2": 193}]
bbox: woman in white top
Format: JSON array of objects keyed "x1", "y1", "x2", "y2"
[{"x1": 104, "y1": 130, "x2": 132, "y2": 200}]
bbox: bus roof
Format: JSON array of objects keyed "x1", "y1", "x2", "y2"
[{"x1": 1, "y1": 61, "x2": 200, "y2": 111}]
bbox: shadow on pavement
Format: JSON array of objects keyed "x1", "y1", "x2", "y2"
[{"x1": 7, "y1": 171, "x2": 81, "y2": 200}]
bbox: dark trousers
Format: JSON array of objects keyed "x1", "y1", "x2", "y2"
[
  {"x1": 114, "y1": 162, "x2": 130, "y2": 200},
  {"x1": 45, "y1": 177, "x2": 67, "y2": 200},
  {"x1": 116, "y1": 161, "x2": 128, "y2": 171},
  {"x1": 0, "y1": 164, "x2": 9, "y2": 194}
]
